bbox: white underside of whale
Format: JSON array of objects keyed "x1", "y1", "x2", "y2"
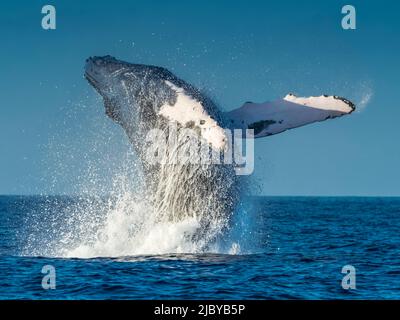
[{"x1": 159, "y1": 81, "x2": 228, "y2": 150}]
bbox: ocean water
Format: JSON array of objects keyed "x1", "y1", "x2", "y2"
[{"x1": 0, "y1": 195, "x2": 399, "y2": 299}]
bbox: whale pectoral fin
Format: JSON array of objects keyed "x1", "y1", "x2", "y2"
[{"x1": 224, "y1": 94, "x2": 355, "y2": 138}]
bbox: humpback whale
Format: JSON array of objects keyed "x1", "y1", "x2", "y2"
[{"x1": 84, "y1": 55, "x2": 355, "y2": 246}]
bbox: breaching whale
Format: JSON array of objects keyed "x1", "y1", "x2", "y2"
[{"x1": 84, "y1": 55, "x2": 355, "y2": 246}]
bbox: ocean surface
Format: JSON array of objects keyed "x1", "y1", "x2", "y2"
[{"x1": 0, "y1": 195, "x2": 399, "y2": 299}]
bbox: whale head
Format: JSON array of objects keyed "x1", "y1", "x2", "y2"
[
  {"x1": 84, "y1": 56, "x2": 228, "y2": 150},
  {"x1": 85, "y1": 56, "x2": 133, "y2": 124},
  {"x1": 85, "y1": 56, "x2": 177, "y2": 129}
]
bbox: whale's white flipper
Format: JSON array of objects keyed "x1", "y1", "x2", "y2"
[{"x1": 225, "y1": 94, "x2": 355, "y2": 138}]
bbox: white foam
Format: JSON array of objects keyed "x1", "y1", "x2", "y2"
[
  {"x1": 61, "y1": 149, "x2": 239, "y2": 258},
  {"x1": 357, "y1": 91, "x2": 373, "y2": 112}
]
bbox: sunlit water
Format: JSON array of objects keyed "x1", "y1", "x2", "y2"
[{"x1": 1, "y1": 196, "x2": 399, "y2": 299}]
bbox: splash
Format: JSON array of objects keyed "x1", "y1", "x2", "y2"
[
  {"x1": 355, "y1": 81, "x2": 374, "y2": 112},
  {"x1": 357, "y1": 91, "x2": 373, "y2": 112},
  {"x1": 26, "y1": 97, "x2": 252, "y2": 258},
  {"x1": 58, "y1": 179, "x2": 247, "y2": 258},
  {"x1": 65, "y1": 191, "x2": 206, "y2": 258},
  {"x1": 62, "y1": 124, "x2": 243, "y2": 258}
]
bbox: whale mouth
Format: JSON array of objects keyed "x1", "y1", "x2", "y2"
[
  {"x1": 84, "y1": 57, "x2": 104, "y2": 92},
  {"x1": 85, "y1": 71, "x2": 106, "y2": 98},
  {"x1": 85, "y1": 72, "x2": 98, "y2": 87}
]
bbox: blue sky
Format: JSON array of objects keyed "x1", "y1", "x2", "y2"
[{"x1": 0, "y1": 0, "x2": 399, "y2": 196}]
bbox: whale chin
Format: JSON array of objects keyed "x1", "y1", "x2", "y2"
[{"x1": 84, "y1": 72, "x2": 102, "y2": 93}]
